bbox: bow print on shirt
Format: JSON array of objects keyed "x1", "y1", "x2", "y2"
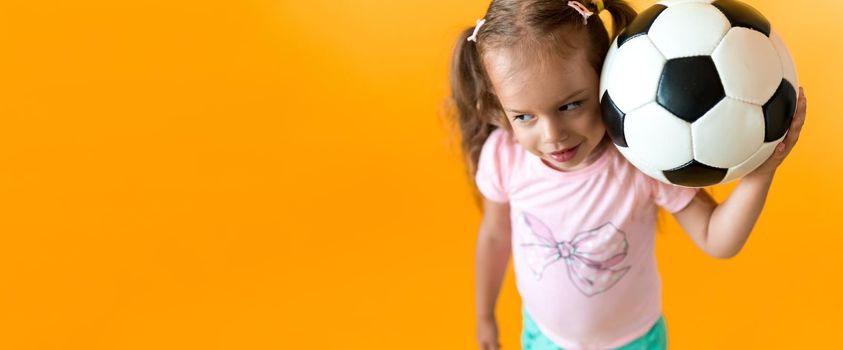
[{"x1": 514, "y1": 211, "x2": 631, "y2": 297}]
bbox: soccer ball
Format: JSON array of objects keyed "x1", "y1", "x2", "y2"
[{"x1": 599, "y1": 0, "x2": 798, "y2": 187}]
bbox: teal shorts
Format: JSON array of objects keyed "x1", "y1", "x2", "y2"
[{"x1": 521, "y1": 307, "x2": 667, "y2": 350}]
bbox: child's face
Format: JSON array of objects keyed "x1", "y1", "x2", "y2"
[{"x1": 484, "y1": 47, "x2": 607, "y2": 172}]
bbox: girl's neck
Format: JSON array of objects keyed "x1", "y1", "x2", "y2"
[{"x1": 585, "y1": 135, "x2": 611, "y2": 165}]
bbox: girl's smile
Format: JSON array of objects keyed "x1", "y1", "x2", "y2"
[{"x1": 548, "y1": 144, "x2": 580, "y2": 163}]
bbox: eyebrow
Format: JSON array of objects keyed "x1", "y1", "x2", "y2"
[{"x1": 505, "y1": 88, "x2": 587, "y2": 114}]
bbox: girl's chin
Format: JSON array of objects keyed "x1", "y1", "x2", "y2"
[{"x1": 542, "y1": 154, "x2": 584, "y2": 171}]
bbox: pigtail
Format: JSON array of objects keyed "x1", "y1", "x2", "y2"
[
  {"x1": 449, "y1": 27, "x2": 504, "y2": 178},
  {"x1": 602, "y1": 0, "x2": 637, "y2": 39}
]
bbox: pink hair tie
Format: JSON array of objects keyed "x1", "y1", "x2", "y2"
[{"x1": 568, "y1": 1, "x2": 594, "y2": 25}]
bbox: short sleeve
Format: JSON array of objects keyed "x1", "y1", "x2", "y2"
[
  {"x1": 475, "y1": 129, "x2": 510, "y2": 203},
  {"x1": 650, "y1": 178, "x2": 699, "y2": 213}
]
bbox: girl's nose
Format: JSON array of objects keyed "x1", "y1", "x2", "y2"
[{"x1": 541, "y1": 117, "x2": 568, "y2": 144}]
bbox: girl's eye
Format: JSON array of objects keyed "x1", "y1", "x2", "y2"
[
  {"x1": 514, "y1": 114, "x2": 535, "y2": 123},
  {"x1": 559, "y1": 101, "x2": 582, "y2": 112}
]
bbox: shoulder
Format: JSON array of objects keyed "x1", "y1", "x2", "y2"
[
  {"x1": 481, "y1": 128, "x2": 515, "y2": 153},
  {"x1": 476, "y1": 128, "x2": 523, "y2": 202},
  {"x1": 479, "y1": 128, "x2": 521, "y2": 169},
  {"x1": 605, "y1": 146, "x2": 652, "y2": 191}
]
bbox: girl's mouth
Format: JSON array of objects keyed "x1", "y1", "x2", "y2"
[{"x1": 549, "y1": 144, "x2": 580, "y2": 163}]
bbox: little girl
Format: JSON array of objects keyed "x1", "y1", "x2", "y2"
[{"x1": 449, "y1": 0, "x2": 807, "y2": 349}]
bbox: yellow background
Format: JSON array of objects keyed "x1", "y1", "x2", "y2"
[{"x1": 0, "y1": 0, "x2": 840, "y2": 348}]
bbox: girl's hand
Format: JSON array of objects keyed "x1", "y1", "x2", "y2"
[
  {"x1": 746, "y1": 86, "x2": 807, "y2": 181},
  {"x1": 476, "y1": 315, "x2": 501, "y2": 350}
]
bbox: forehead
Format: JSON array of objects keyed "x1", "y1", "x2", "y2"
[{"x1": 483, "y1": 47, "x2": 595, "y2": 109}]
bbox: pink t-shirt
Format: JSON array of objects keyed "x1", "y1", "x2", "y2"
[{"x1": 476, "y1": 129, "x2": 698, "y2": 350}]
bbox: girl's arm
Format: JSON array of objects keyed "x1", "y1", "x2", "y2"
[
  {"x1": 475, "y1": 197, "x2": 511, "y2": 350},
  {"x1": 672, "y1": 176, "x2": 772, "y2": 259},
  {"x1": 672, "y1": 88, "x2": 806, "y2": 259},
  {"x1": 476, "y1": 197, "x2": 512, "y2": 319}
]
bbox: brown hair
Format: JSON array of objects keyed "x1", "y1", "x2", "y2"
[{"x1": 448, "y1": 0, "x2": 636, "y2": 180}]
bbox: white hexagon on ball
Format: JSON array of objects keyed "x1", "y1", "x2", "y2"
[
  {"x1": 691, "y1": 97, "x2": 765, "y2": 169},
  {"x1": 623, "y1": 102, "x2": 693, "y2": 170},
  {"x1": 604, "y1": 36, "x2": 665, "y2": 113},
  {"x1": 648, "y1": 2, "x2": 730, "y2": 59},
  {"x1": 712, "y1": 27, "x2": 782, "y2": 105}
]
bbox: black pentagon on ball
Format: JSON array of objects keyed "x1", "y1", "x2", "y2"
[
  {"x1": 656, "y1": 56, "x2": 725, "y2": 123},
  {"x1": 663, "y1": 160, "x2": 728, "y2": 187},
  {"x1": 763, "y1": 79, "x2": 797, "y2": 142},
  {"x1": 600, "y1": 91, "x2": 627, "y2": 147},
  {"x1": 617, "y1": 4, "x2": 667, "y2": 48},
  {"x1": 712, "y1": 0, "x2": 771, "y2": 36}
]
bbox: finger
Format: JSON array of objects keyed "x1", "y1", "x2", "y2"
[
  {"x1": 792, "y1": 90, "x2": 806, "y2": 127},
  {"x1": 771, "y1": 142, "x2": 786, "y2": 160},
  {"x1": 780, "y1": 126, "x2": 800, "y2": 153},
  {"x1": 795, "y1": 87, "x2": 807, "y2": 118},
  {"x1": 784, "y1": 118, "x2": 802, "y2": 148},
  {"x1": 781, "y1": 131, "x2": 799, "y2": 157},
  {"x1": 780, "y1": 128, "x2": 801, "y2": 158},
  {"x1": 780, "y1": 88, "x2": 807, "y2": 151},
  {"x1": 797, "y1": 88, "x2": 807, "y2": 127}
]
